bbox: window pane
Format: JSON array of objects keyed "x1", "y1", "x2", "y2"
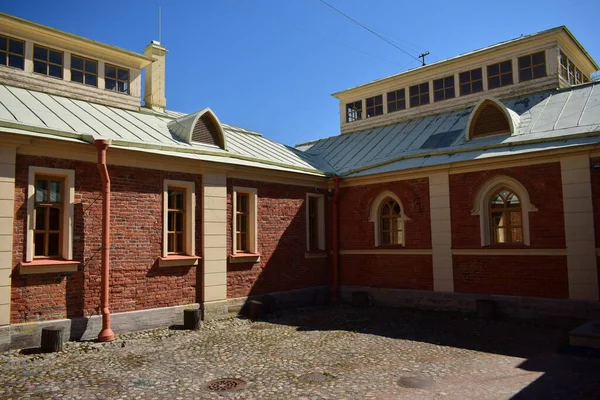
[
  {"x1": 0, "y1": 37, "x2": 6, "y2": 51},
  {"x1": 511, "y1": 227, "x2": 523, "y2": 242},
  {"x1": 472, "y1": 80, "x2": 483, "y2": 93},
  {"x1": 49, "y1": 64, "x2": 62, "y2": 78},
  {"x1": 85, "y1": 73, "x2": 97, "y2": 86},
  {"x1": 36, "y1": 179, "x2": 47, "y2": 202},
  {"x1": 409, "y1": 85, "x2": 418, "y2": 96},
  {"x1": 175, "y1": 191, "x2": 184, "y2": 209},
  {"x1": 49, "y1": 50, "x2": 62, "y2": 65},
  {"x1": 388, "y1": 102, "x2": 397, "y2": 113},
  {"x1": 420, "y1": 94, "x2": 429, "y2": 104},
  {"x1": 434, "y1": 90, "x2": 444, "y2": 102},
  {"x1": 520, "y1": 69, "x2": 532, "y2": 82},
  {"x1": 533, "y1": 65, "x2": 545, "y2": 78},
  {"x1": 71, "y1": 56, "x2": 83, "y2": 70},
  {"x1": 9, "y1": 55, "x2": 24, "y2": 69},
  {"x1": 35, "y1": 207, "x2": 46, "y2": 230},
  {"x1": 34, "y1": 233, "x2": 45, "y2": 256},
  {"x1": 85, "y1": 59, "x2": 97, "y2": 73},
  {"x1": 0, "y1": 53, "x2": 6, "y2": 66},
  {"x1": 105, "y1": 65, "x2": 116, "y2": 78},
  {"x1": 176, "y1": 233, "x2": 184, "y2": 253},
  {"x1": 488, "y1": 64, "x2": 499, "y2": 76},
  {"x1": 444, "y1": 76, "x2": 453, "y2": 87},
  {"x1": 9, "y1": 39, "x2": 23, "y2": 55},
  {"x1": 167, "y1": 232, "x2": 174, "y2": 253},
  {"x1": 532, "y1": 52, "x2": 545, "y2": 65},
  {"x1": 71, "y1": 70, "x2": 83, "y2": 83},
  {"x1": 500, "y1": 61, "x2": 512, "y2": 73},
  {"x1": 168, "y1": 212, "x2": 174, "y2": 231},
  {"x1": 34, "y1": 46, "x2": 47, "y2": 61},
  {"x1": 381, "y1": 218, "x2": 390, "y2": 231},
  {"x1": 49, "y1": 181, "x2": 61, "y2": 202},
  {"x1": 387, "y1": 92, "x2": 396, "y2": 102},
  {"x1": 48, "y1": 233, "x2": 59, "y2": 256},
  {"x1": 471, "y1": 68, "x2": 482, "y2": 80},
  {"x1": 240, "y1": 214, "x2": 247, "y2": 231},
  {"x1": 118, "y1": 81, "x2": 128, "y2": 93},
  {"x1": 495, "y1": 228, "x2": 506, "y2": 243},
  {"x1": 500, "y1": 73, "x2": 513, "y2": 86},
  {"x1": 518, "y1": 55, "x2": 530, "y2": 68},
  {"x1": 33, "y1": 60, "x2": 47, "y2": 74},
  {"x1": 433, "y1": 79, "x2": 443, "y2": 90},
  {"x1": 105, "y1": 78, "x2": 116, "y2": 91},
  {"x1": 488, "y1": 76, "x2": 499, "y2": 89},
  {"x1": 49, "y1": 207, "x2": 61, "y2": 230},
  {"x1": 509, "y1": 211, "x2": 522, "y2": 226},
  {"x1": 118, "y1": 68, "x2": 129, "y2": 81},
  {"x1": 445, "y1": 87, "x2": 455, "y2": 99},
  {"x1": 491, "y1": 211, "x2": 504, "y2": 227},
  {"x1": 175, "y1": 212, "x2": 183, "y2": 231}
]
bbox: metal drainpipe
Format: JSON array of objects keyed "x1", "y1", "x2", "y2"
[
  {"x1": 95, "y1": 139, "x2": 115, "y2": 342},
  {"x1": 331, "y1": 176, "x2": 341, "y2": 303}
]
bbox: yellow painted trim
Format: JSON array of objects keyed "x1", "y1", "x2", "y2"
[
  {"x1": 19, "y1": 262, "x2": 79, "y2": 275},
  {"x1": 340, "y1": 249, "x2": 433, "y2": 255},
  {"x1": 452, "y1": 249, "x2": 567, "y2": 256}
]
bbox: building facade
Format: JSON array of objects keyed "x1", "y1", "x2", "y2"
[{"x1": 0, "y1": 13, "x2": 599, "y2": 350}]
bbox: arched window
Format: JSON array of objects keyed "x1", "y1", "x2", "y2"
[
  {"x1": 369, "y1": 191, "x2": 410, "y2": 247},
  {"x1": 489, "y1": 188, "x2": 523, "y2": 244},
  {"x1": 380, "y1": 198, "x2": 403, "y2": 245},
  {"x1": 471, "y1": 175, "x2": 536, "y2": 246},
  {"x1": 466, "y1": 97, "x2": 519, "y2": 141}
]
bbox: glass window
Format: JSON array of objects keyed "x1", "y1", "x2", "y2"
[
  {"x1": 366, "y1": 95, "x2": 383, "y2": 118},
  {"x1": 489, "y1": 189, "x2": 523, "y2": 244},
  {"x1": 0, "y1": 35, "x2": 25, "y2": 70},
  {"x1": 380, "y1": 198, "x2": 403, "y2": 245},
  {"x1": 409, "y1": 82, "x2": 430, "y2": 107},
  {"x1": 346, "y1": 100, "x2": 362, "y2": 123},
  {"x1": 308, "y1": 197, "x2": 319, "y2": 251},
  {"x1": 105, "y1": 64, "x2": 130, "y2": 93},
  {"x1": 167, "y1": 188, "x2": 185, "y2": 254},
  {"x1": 387, "y1": 89, "x2": 406, "y2": 113},
  {"x1": 518, "y1": 51, "x2": 546, "y2": 82},
  {"x1": 459, "y1": 68, "x2": 483, "y2": 96},
  {"x1": 487, "y1": 60, "x2": 513, "y2": 89},
  {"x1": 33, "y1": 44, "x2": 63, "y2": 79},
  {"x1": 33, "y1": 177, "x2": 63, "y2": 258},
  {"x1": 71, "y1": 55, "x2": 98, "y2": 87},
  {"x1": 433, "y1": 75, "x2": 455, "y2": 102},
  {"x1": 236, "y1": 193, "x2": 249, "y2": 252}
]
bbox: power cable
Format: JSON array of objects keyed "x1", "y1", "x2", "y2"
[{"x1": 313, "y1": 0, "x2": 422, "y2": 63}]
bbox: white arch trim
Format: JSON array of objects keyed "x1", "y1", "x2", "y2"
[
  {"x1": 369, "y1": 191, "x2": 411, "y2": 247},
  {"x1": 471, "y1": 175, "x2": 537, "y2": 246},
  {"x1": 465, "y1": 97, "x2": 521, "y2": 141},
  {"x1": 167, "y1": 107, "x2": 227, "y2": 150}
]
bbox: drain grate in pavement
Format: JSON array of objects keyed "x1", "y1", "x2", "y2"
[
  {"x1": 397, "y1": 376, "x2": 434, "y2": 389},
  {"x1": 299, "y1": 373, "x2": 331, "y2": 384},
  {"x1": 203, "y1": 378, "x2": 246, "y2": 392}
]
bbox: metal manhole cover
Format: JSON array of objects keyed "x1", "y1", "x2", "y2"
[
  {"x1": 203, "y1": 378, "x2": 246, "y2": 392},
  {"x1": 397, "y1": 376, "x2": 434, "y2": 389},
  {"x1": 299, "y1": 373, "x2": 331, "y2": 384}
]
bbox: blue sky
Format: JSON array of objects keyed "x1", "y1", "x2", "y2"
[{"x1": 3, "y1": 0, "x2": 599, "y2": 146}]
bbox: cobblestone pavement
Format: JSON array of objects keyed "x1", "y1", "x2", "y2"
[{"x1": 2, "y1": 305, "x2": 600, "y2": 399}]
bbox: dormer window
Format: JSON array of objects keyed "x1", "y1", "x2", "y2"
[
  {"x1": 71, "y1": 55, "x2": 97, "y2": 87},
  {"x1": 387, "y1": 89, "x2": 406, "y2": 112},
  {"x1": 487, "y1": 60, "x2": 513, "y2": 89},
  {"x1": 459, "y1": 68, "x2": 483, "y2": 96},
  {"x1": 33, "y1": 45, "x2": 63, "y2": 79},
  {"x1": 518, "y1": 51, "x2": 546, "y2": 82},
  {"x1": 409, "y1": 82, "x2": 430, "y2": 107},
  {"x1": 346, "y1": 101, "x2": 362, "y2": 122},
  {"x1": 468, "y1": 98, "x2": 514, "y2": 139},
  {"x1": 559, "y1": 51, "x2": 587, "y2": 84},
  {"x1": 366, "y1": 95, "x2": 383, "y2": 118},
  {"x1": 433, "y1": 75, "x2": 455, "y2": 102},
  {"x1": 105, "y1": 64, "x2": 129, "y2": 93},
  {"x1": 0, "y1": 35, "x2": 24, "y2": 70}
]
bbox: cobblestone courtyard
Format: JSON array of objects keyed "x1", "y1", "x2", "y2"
[{"x1": 1, "y1": 305, "x2": 600, "y2": 399}]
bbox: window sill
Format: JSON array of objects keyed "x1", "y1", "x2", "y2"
[
  {"x1": 228, "y1": 253, "x2": 261, "y2": 264},
  {"x1": 158, "y1": 255, "x2": 200, "y2": 268},
  {"x1": 305, "y1": 250, "x2": 328, "y2": 259},
  {"x1": 19, "y1": 259, "x2": 79, "y2": 274}
]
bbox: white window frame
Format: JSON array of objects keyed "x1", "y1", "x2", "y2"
[
  {"x1": 306, "y1": 193, "x2": 325, "y2": 251},
  {"x1": 369, "y1": 190, "x2": 410, "y2": 247},
  {"x1": 26, "y1": 166, "x2": 75, "y2": 262},
  {"x1": 232, "y1": 187, "x2": 258, "y2": 255},
  {"x1": 471, "y1": 175, "x2": 537, "y2": 246},
  {"x1": 162, "y1": 180, "x2": 196, "y2": 258}
]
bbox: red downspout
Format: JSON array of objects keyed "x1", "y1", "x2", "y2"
[
  {"x1": 331, "y1": 176, "x2": 341, "y2": 303},
  {"x1": 95, "y1": 139, "x2": 115, "y2": 342}
]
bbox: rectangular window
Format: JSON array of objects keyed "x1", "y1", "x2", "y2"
[
  {"x1": 409, "y1": 82, "x2": 430, "y2": 107},
  {"x1": 387, "y1": 89, "x2": 406, "y2": 113},
  {"x1": 0, "y1": 35, "x2": 25, "y2": 70},
  {"x1": 346, "y1": 100, "x2": 362, "y2": 122},
  {"x1": 459, "y1": 68, "x2": 483, "y2": 96},
  {"x1": 33, "y1": 44, "x2": 63, "y2": 79},
  {"x1": 26, "y1": 167, "x2": 75, "y2": 262},
  {"x1": 559, "y1": 51, "x2": 569, "y2": 81},
  {"x1": 306, "y1": 194, "x2": 325, "y2": 252},
  {"x1": 518, "y1": 51, "x2": 546, "y2": 82},
  {"x1": 487, "y1": 60, "x2": 513, "y2": 89},
  {"x1": 105, "y1": 64, "x2": 129, "y2": 93},
  {"x1": 232, "y1": 187, "x2": 258, "y2": 256},
  {"x1": 33, "y1": 177, "x2": 63, "y2": 258},
  {"x1": 433, "y1": 75, "x2": 455, "y2": 102},
  {"x1": 365, "y1": 95, "x2": 383, "y2": 118},
  {"x1": 162, "y1": 180, "x2": 196, "y2": 259},
  {"x1": 71, "y1": 55, "x2": 98, "y2": 86},
  {"x1": 167, "y1": 188, "x2": 185, "y2": 254}
]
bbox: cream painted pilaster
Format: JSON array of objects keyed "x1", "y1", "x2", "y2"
[
  {"x1": 202, "y1": 171, "x2": 228, "y2": 316},
  {"x1": 429, "y1": 171, "x2": 453, "y2": 292},
  {"x1": 560, "y1": 155, "x2": 599, "y2": 300},
  {"x1": 0, "y1": 146, "x2": 16, "y2": 326}
]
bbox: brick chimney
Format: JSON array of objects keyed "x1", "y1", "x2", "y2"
[{"x1": 143, "y1": 40, "x2": 168, "y2": 111}]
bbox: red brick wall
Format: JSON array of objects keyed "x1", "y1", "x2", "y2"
[
  {"x1": 453, "y1": 255, "x2": 568, "y2": 298},
  {"x1": 449, "y1": 162, "x2": 565, "y2": 249},
  {"x1": 11, "y1": 155, "x2": 202, "y2": 323},
  {"x1": 340, "y1": 254, "x2": 433, "y2": 290},
  {"x1": 226, "y1": 178, "x2": 328, "y2": 299},
  {"x1": 338, "y1": 179, "x2": 431, "y2": 249}
]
